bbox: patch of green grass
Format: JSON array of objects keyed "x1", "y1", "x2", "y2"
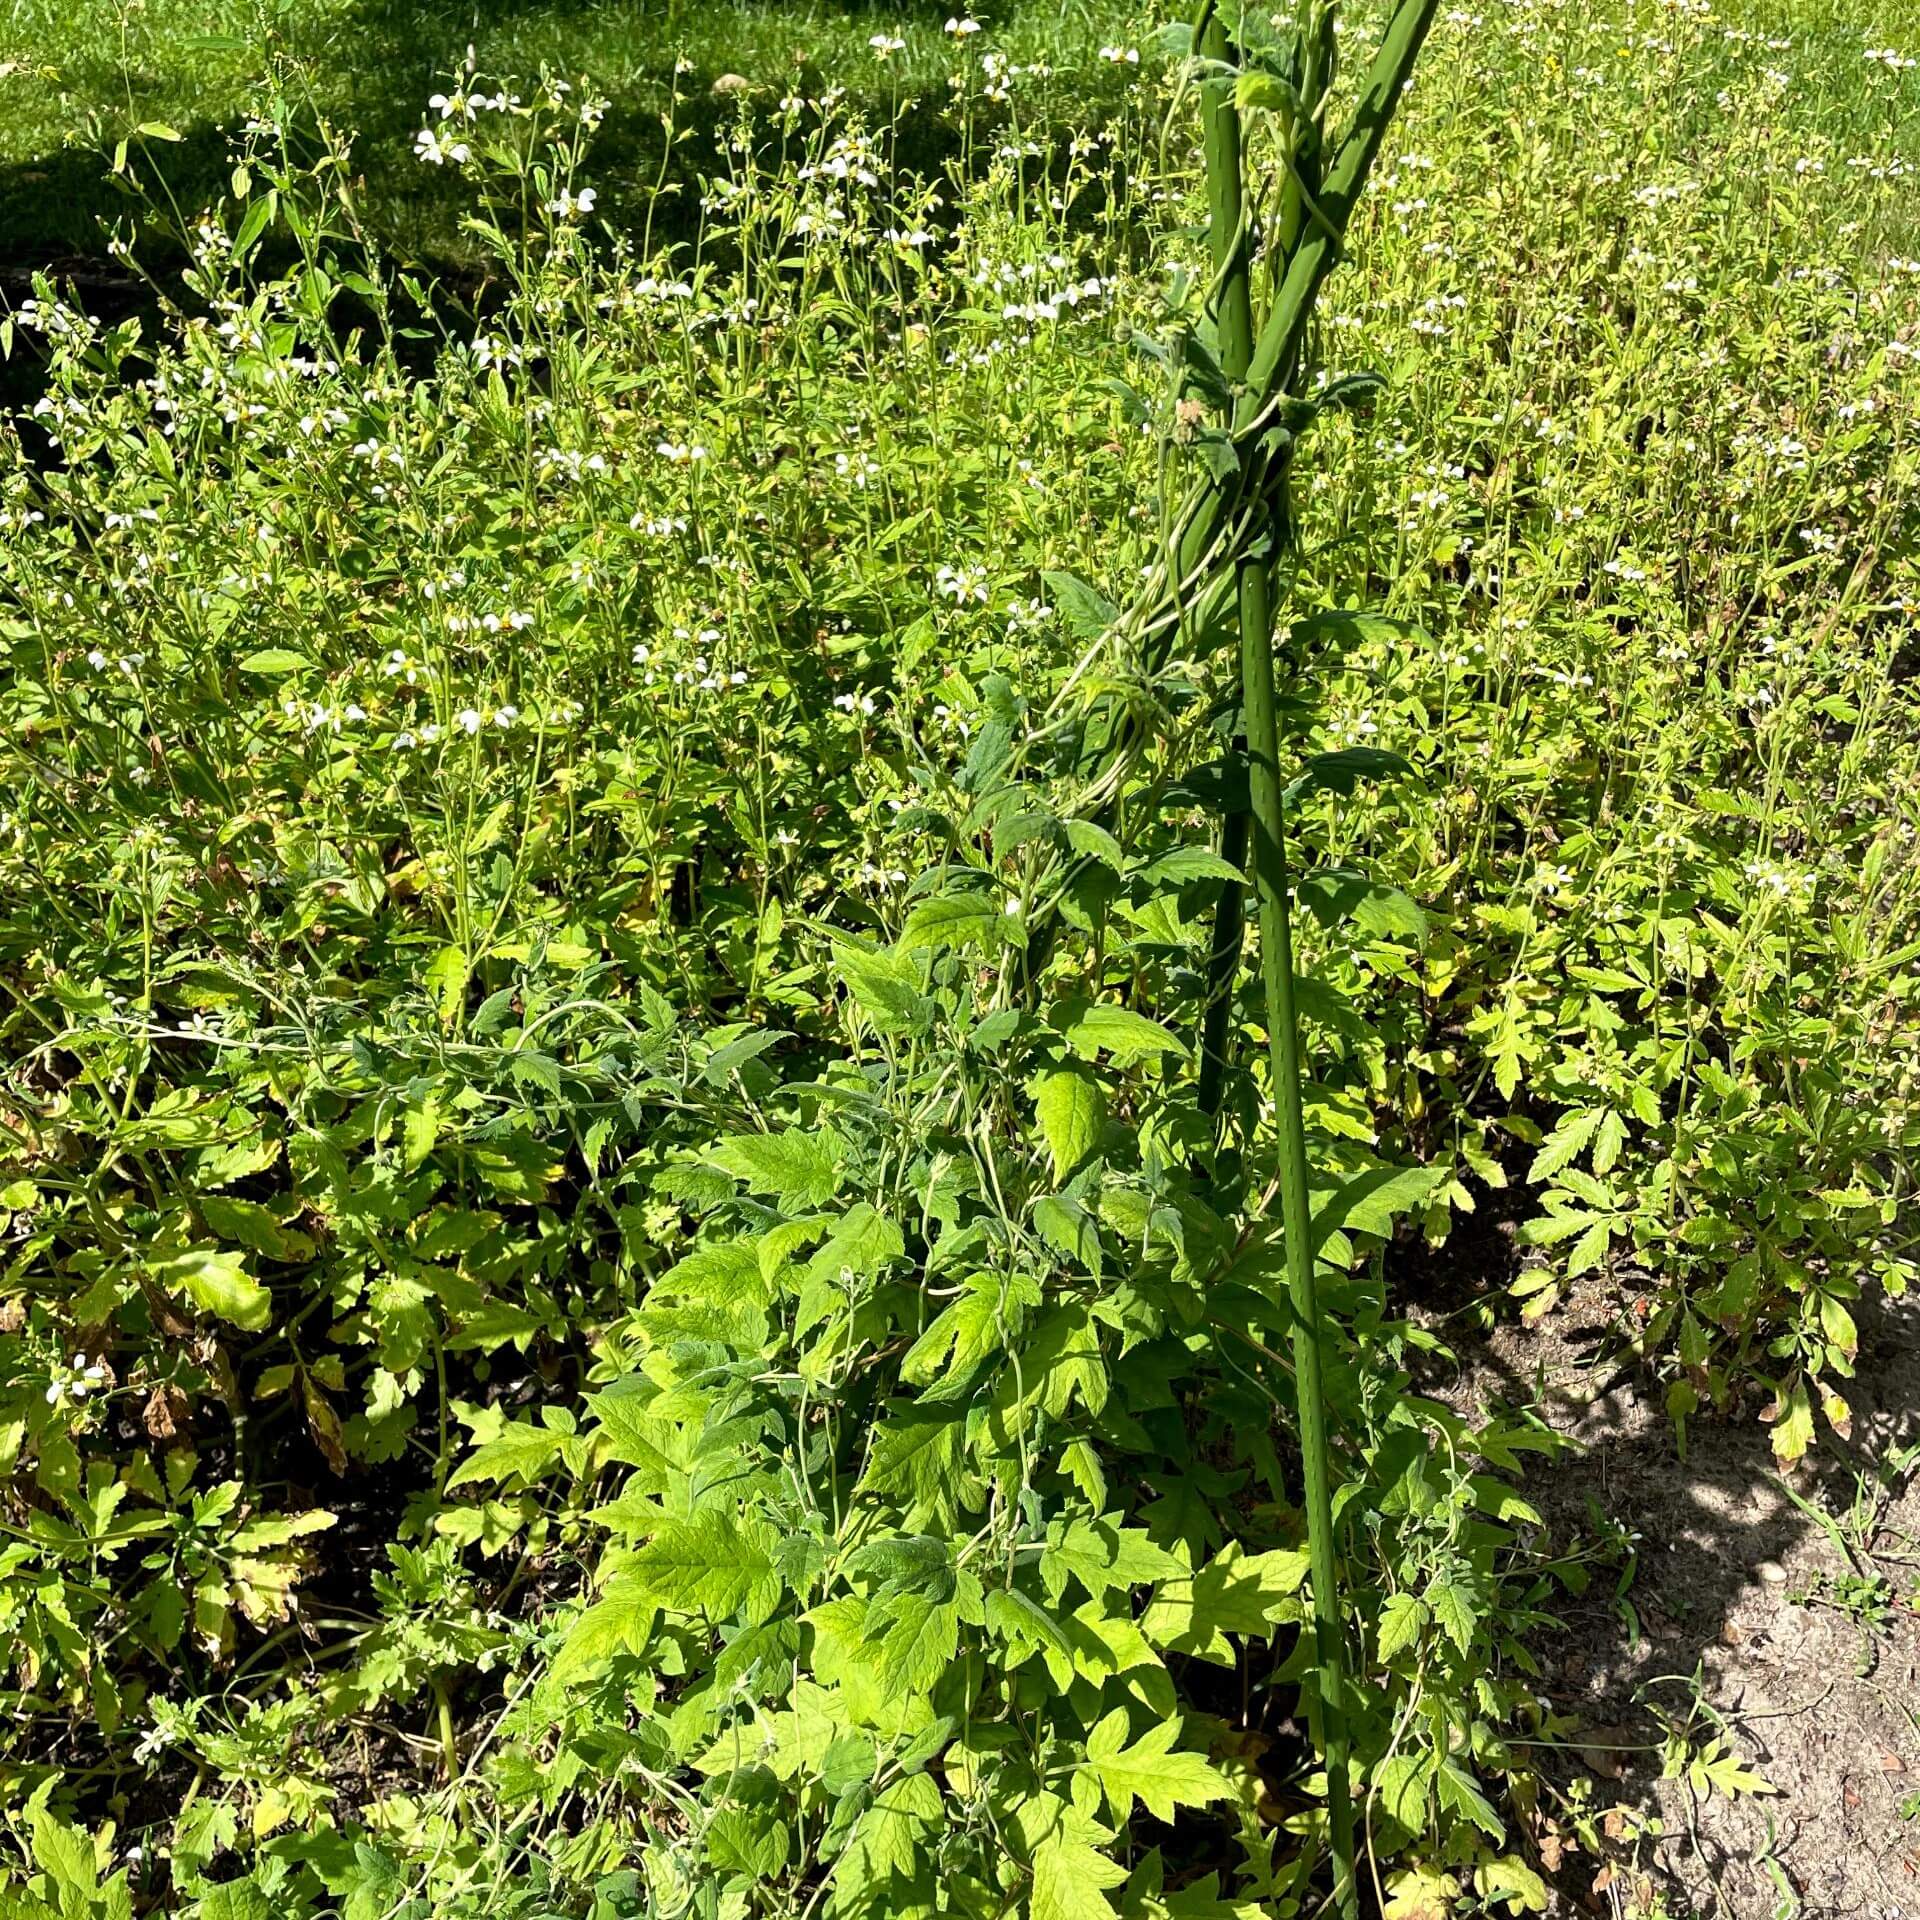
[{"x1": 0, "y1": 0, "x2": 1142, "y2": 264}]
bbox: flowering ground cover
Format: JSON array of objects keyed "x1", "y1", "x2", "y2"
[{"x1": 1, "y1": 0, "x2": 1918, "y2": 1915}]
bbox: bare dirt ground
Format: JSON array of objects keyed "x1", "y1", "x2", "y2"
[{"x1": 1412, "y1": 1257, "x2": 1920, "y2": 1920}]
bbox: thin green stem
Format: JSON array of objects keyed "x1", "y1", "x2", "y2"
[
  {"x1": 1240, "y1": 549, "x2": 1356, "y2": 1918},
  {"x1": 1195, "y1": 6, "x2": 1256, "y2": 1114}
]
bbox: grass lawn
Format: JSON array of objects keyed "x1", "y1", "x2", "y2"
[{"x1": 0, "y1": 0, "x2": 1142, "y2": 265}]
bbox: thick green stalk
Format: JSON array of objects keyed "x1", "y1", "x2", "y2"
[
  {"x1": 1195, "y1": 7, "x2": 1255, "y2": 1115},
  {"x1": 1237, "y1": 0, "x2": 1439, "y2": 422},
  {"x1": 1240, "y1": 549, "x2": 1356, "y2": 1918},
  {"x1": 1171, "y1": 0, "x2": 1441, "y2": 618}
]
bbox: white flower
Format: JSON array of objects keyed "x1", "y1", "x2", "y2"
[
  {"x1": 945, "y1": 16, "x2": 982, "y2": 33},
  {"x1": 413, "y1": 127, "x2": 470, "y2": 166},
  {"x1": 549, "y1": 186, "x2": 597, "y2": 219},
  {"x1": 46, "y1": 1354, "x2": 108, "y2": 1409},
  {"x1": 456, "y1": 707, "x2": 482, "y2": 734},
  {"x1": 935, "y1": 563, "x2": 989, "y2": 604},
  {"x1": 870, "y1": 32, "x2": 906, "y2": 56}
]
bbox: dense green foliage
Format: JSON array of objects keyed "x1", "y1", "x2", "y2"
[{"x1": 1, "y1": 0, "x2": 1917, "y2": 1915}]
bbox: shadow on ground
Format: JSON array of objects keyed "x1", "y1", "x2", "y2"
[{"x1": 1396, "y1": 1222, "x2": 1920, "y2": 1917}]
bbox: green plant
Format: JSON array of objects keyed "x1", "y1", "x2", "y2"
[{"x1": 2, "y1": 0, "x2": 1918, "y2": 1910}]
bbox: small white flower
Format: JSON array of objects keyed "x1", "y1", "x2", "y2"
[
  {"x1": 945, "y1": 15, "x2": 982, "y2": 33},
  {"x1": 549, "y1": 186, "x2": 597, "y2": 219},
  {"x1": 456, "y1": 707, "x2": 482, "y2": 734}
]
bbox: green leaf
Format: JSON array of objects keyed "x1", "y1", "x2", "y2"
[
  {"x1": 1376, "y1": 1591, "x2": 1429, "y2": 1663},
  {"x1": 1769, "y1": 1380, "x2": 1815, "y2": 1465},
  {"x1": 1297, "y1": 866, "x2": 1427, "y2": 942},
  {"x1": 1285, "y1": 746, "x2": 1415, "y2": 804},
  {"x1": 552, "y1": 1568, "x2": 657, "y2": 1683},
  {"x1": 1477, "y1": 1857, "x2": 1551, "y2": 1914},
  {"x1": 31, "y1": 1804, "x2": 98, "y2": 1903},
  {"x1": 446, "y1": 1421, "x2": 563, "y2": 1492},
  {"x1": 1234, "y1": 69, "x2": 1302, "y2": 115},
  {"x1": 197, "y1": 1195, "x2": 314, "y2": 1263},
  {"x1": 836, "y1": 1773, "x2": 942, "y2": 1895},
  {"x1": 899, "y1": 891, "x2": 1006, "y2": 954},
  {"x1": 1139, "y1": 1543, "x2": 1308, "y2": 1663},
  {"x1": 1040, "y1": 1516, "x2": 1185, "y2": 1605},
  {"x1": 1312, "y1": 1165, "x2": 1441, "y2": 1252},
  {"x1": 1436, "y1": 1758, "x2": 1505, "y2": 1840},
  {"x1": 1032, "y1": 1830, "x2": 1127, "y2": 1920},
  {"x1": 152, "y1": 1247, "x2": 270, "y2": 1333},
  {"x1": 866, "y1": 1588, "x2": 961, "y2": 1696},
  {"x1": 657, "y1": 1239, "x2": 770, "y2": 1308},
  {"x1": 236, "y1": 647, "x2": 309, "y2": 676},
  {"x1": 805, "y1": 1203, "x2": 905, "y2": 1283},
  {"x1": 1426, "y1": 1576, "x2": 1478, "y2": 1655},
  {"x1": 1033, "y1": 1067, "x2": 1105, "y2": 1180},
  {"x1": 1060, "y1": 1002, "x2": 1189, "y2": 1065},
  {"x1": 708, "y1": 1128, "x2": 844, "y2": 1208},
  {"x1": 833, "y1": 938, "x2": 931, "y2": 1036},
  {"x1": 1084, "y1": 1709, "x2": 1230, "y2": 1822},
  {"x1": 632, "y1": 1511, "x2": 781, "y2": 1624},
  {"x1": 424, "y1": 944, "x2": 470, "y2": 1022},
  {"x1": 1042, "y1": 569, "x2": 1120, "y2": 640},
  {"x1": 1528, "y1": 1107, "x2": 1603, "y2": 1181},
  {"x1": 1140, "y1": 847, "x2": 1244, "y2": 887},
  {"x1": 985, "y1": 1586, "x2": 1077, "y2": 1659}
]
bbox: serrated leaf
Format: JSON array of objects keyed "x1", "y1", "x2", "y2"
[
  {"x1": 985, "y1": 1585, "x2": 1077, "y2": 1659},
  {"x1": 151, "y1": 1246, "x2": 270, "y2": 1333},
  {"x1": 1312, "y1": 1165, "x2": 1442, "y2": 1252},
  {"x1": 1141, "y1": 847, "x2": 1244, "y2": 887},
  {"x1": 1376, "y1": 1591, "x2": 1429, "y2": 1663},
  {"x1": 1040, "y1": 1516, "x2": 1185, "y2": 1605},
  {"x1": 1528, "y1": 1107, "x2": 1603, "y2": 1182},
  {"x1": 708, "y1": 1128, "x2": 844, "y2": 1208},
  {"x1": 1139, "y1": 1543, "x2": 1308, "y2": 1663},
  {"x1": 1042, "y1": 569, "x2": 1120, "y2": 640},
  {"x1": 1477, "y1": 1856, "x2": 1551, "y2": 1914},
  {"x1": 1426, "y1": 1576, "x2": 1478, "y2": 1655},
  {"x1": 833, "y1": 938, "x2": 931, "y2": 1036},
  {"x1": 236, "y1": 647, "x2": 309, "y2": 675},
  {"x1": 446, "y1": 1421, "x2": 563, "y2": 1492},
  {"x1": 899, "y1": 891, "x2": 1006, "y2": 954},
  {"x1": 1285, "y1": 746, "x2": 1416, "y2": 804},
  {"x1": 551, "y1": 1568, "x2": 657, "y2": 1683},
  {"x1": 1032, "y1": 1830, "x2": 1127, "y2": 1920},
  {"x1": 1297, "y1": 866, "x2": 1427, "y2": 942},
  {"x1": 198, "y1": 1195, "x2": 314, "y2": 1263},
  {"x1": 1084, "y1": 1710, "x2": 1230, "y2": 1822},
  {"x1": 1060, "y1": 1003, "x2": 1189, "y2": 1065},
  {"x1": 1033, "y1": 1067, "x2": 1105, "y2": 1180},
  {"x1": 1436, "y1": 1757, "x2": 1505, "y2": 1840},
  {"x1": 632, "y1": 1511, "x2": 781, "y2": 1624},
  {"x1": 865, "y1": 1588, "x2": 960, "y2": 1697}
]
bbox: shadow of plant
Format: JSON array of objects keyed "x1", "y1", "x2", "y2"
[{"x1": 1408, "y1": 1243, "x2": 1920, "y2": 1914}]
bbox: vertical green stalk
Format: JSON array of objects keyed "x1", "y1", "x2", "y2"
[
  {"x1": 1240, "y1": 551, "x2": 1356, "y2": 1919},
  {"x1": 1195, "y1": 5, "x2": 1256, "y2": 1116}
]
